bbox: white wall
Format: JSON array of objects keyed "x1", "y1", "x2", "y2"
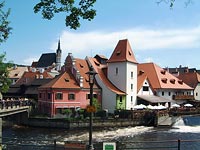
[
  {"x1": 107, "y1": 61, "x2": 137, "y2": 110},
  {"x1": 194, "y1": 83, "x2": 200, "y2": 100},
  {"x1": 95, "y1": 75, "x2": 118, "y2": 113},
  {"x1": 138, "y1": 79, "x2": 154, "y2": 95}
]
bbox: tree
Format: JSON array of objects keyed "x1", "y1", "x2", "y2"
[
  {"x1": 34, "y1": 0, "x2": 96, "y2": 30},
  {"x1": 0, "y1": 1, "x2": 12, "y2": 95},
  {"x1": 0, "y1": 53, "x2": 12, "y2": 93},
  {"x1": 0, "y1": 1, "x2": 11, "y2": 44}
]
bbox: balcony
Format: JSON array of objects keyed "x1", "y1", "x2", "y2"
[{"x1": 172, "y1": 95, "x2": 194, "y2": 100}]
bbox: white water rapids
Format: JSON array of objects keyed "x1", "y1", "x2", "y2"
[
  {"x1": 64, "y1": 126, "x2": 153, "y2": 142},
  {"x1": 170, "y1": 117, "x2": 200, "y2": 133}
]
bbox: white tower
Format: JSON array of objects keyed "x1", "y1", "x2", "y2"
[{"x1": 107, "y1": 39, "x2": 138, "y2": 109}]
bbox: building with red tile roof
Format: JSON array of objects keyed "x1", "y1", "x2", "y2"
[
  {"x1": 87, "y1": 39, "x2": 138, "y2": 112},
  {"x1": 138, "y1": 63, "x2": 194, "y2": 105},
  {"x1": 178, "y1": 72, "x2": 200, "y2": 100},
  {"x1": 38, "y1": 53, "x2": 101, "y2": 117},
  {"x1": 8, "y1": 65, "x2": 28, "y2": 85}
]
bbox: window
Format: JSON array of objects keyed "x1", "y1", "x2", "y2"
[
  {"x1": 120, "y1": 96, "x2": 123, "y2": 103},
  {"x1": 47, "y1": 93, "x2": 51, "y2": 99},
  {"x1": 131, "y1": 96, "x2": 133, "y2": 102},
  {"x1": 143, "y1": 86, "x2": 149, "y2": 91},
  {"x1": 39, "y1": 93, "x2": 42, "y2": 98},
  {"x1": 116, "y1": 67, "x2": 118, "y2": 75},
  {"x1": 162, "y1": 91, "x2": 164, "y2": 96},
  {"x1": 196, "y1": 92, "x2": 198, "y2": 96},
  {"x1": 68, "y1": 93, "x2": 75, "y2": 100},
  {"x1": 131, "y1": 72, "x2": 133, "y2": 78},
  {"x1": 56, "y1": 92, "x2": 63, "y2": 100},
  {"x1": 131, "y1": 84, "x2": 134, "y2": 90},
  {"x1": 168, "y1": 92, "x2": 171, "y2": 96}
]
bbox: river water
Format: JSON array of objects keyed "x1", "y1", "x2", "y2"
[{"x1": 3, "y1": 115, "x2": 200, "y2": 149}]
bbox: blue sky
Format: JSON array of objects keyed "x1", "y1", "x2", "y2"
[{"x1": 1, "y1": 0, "x2": 200, "y2": 69}]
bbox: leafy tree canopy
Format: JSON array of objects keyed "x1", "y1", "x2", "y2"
[
  {"x1": 34, "y1": 0, "x2": 96, "y2": 30},
  {"x1": 0, "y1": 1, "x2": 12, "y2": 94},
  {"x1": 0, "y1": 1, "x2": 11, "y2": 44},
  {"x1": 0, "y1": 53, "x2": 12, "y2": 93}
]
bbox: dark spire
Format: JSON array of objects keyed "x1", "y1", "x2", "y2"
[{"x1": 57, "y1": 39, "x2": 62, "y2": 53}]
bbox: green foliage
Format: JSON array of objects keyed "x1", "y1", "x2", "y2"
[
  {"x1": 0, "y1": 1, "x2": 11, "y2": 44},
  {"x1": 92, "y1": 97, "x2": 101, "y2": 111},
  {"x1": 34, "y1": 0, "x2": 96, "y2": 30},
  {"x1": 0, "y1": 53, "x2": 13, "y2": 93}
]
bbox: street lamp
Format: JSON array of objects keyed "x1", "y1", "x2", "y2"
[{"x1": 86, "y1": 65, "x2": 97, "y2": 150}]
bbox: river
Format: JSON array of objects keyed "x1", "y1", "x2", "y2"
[{"x1": 2, "y1": 115, "x2": 200, "y2": 149}]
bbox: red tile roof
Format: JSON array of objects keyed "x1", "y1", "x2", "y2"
[
  {"x1": 40, "y1": 58, "x2": 99, "y2": 89},
  {"x1": 138, "y1": 63, "x2": 193, "y2": 90},
  {"x1": 87, "y1": 57, "x2": 126, "y2": 95},
  {"x1": 16, "y1": 70, "x2": 53, "y2": 85},
  {"x1": 178, "y1": 72, "x2": 200, "y2": 88},
  {"x1": 137, "y1": 72, "x2": 148, "y2": 92},
  {"x1": 39, "y1": 71, "x2": 80, "y2": 89},
  {"x1": 107, "y1": 39, "x2": 138, "y2": 63}
]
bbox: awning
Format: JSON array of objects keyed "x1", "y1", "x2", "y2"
[{"x1": 137, "y1": 95, "x2": 174, "y2": 103}]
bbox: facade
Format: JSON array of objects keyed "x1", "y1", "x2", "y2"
[
  {"x1": 177, "y1": 72, "x2": 200, "y2": 100},
  {"x1": 8, "y1": 65, "x2": 28, "y2": 85},
  {"x1": 38, "y1": 53, "x2": 101, "y2": 117},
  {"x1": 87, "y1": 39, "x2": 138, "y2": 112},
  {"x1": 138, "y1": 63, "x2": 194, "y2": 105},
  {"x1": 5, "y1": 69, "x2": 53, "y2": 99}
]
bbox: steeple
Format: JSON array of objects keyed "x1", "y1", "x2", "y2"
[
  {"x1": 56, "y1": 39, "x2": 62, "y2": 54},
  {"x1": 56, "y1": 39, "x2": 62, "y2": 71}
]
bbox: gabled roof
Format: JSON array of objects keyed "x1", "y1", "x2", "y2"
[
  {"x1": 40, "y1": 58, "x2": 99, "y2": 89},
  {"x1": 178, "y1": 72, "x2": 200, "y2": 88},
  {"x1": 8, "y1": 66, "x2": 28, "y2": 79},
  {"x1": 39, "y1": 72, "x2": 80, "y2": 89},
  {"x1": 107, "y1": 39, "x2": 138, "y2": 64},
  {"x1": 138, "y1": 63, "x2": 193, "y2": 90},
  {"x1": 16, "y1": 70, "x2": 53, "y2": 85},
  {"x1": 137, "y1": 72, "x2": 148, "y2": 93},
  {"x1": 87, "y1": 57, "x2": 126, "y2": 95},
  {"x1": 37, "y1": 53, "x2": 56, "y2": 68}
]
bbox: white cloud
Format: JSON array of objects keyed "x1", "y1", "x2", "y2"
[
  {"x1": 144, "y1": 57, "x2": 154, "y2": 63},
  {"x1": 50, "y1": 26, "x2": 200, "y2": 62},
  {"x1": 23, "y1": 56, "x2": 39, "y2": 66}
]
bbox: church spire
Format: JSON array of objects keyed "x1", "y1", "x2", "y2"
[
  {"x1": 57, "y1": 39, "x2": 61, "y2": 53},
  {"x1": 56, "y1": 39, "x2": 62, "y2": 71}
]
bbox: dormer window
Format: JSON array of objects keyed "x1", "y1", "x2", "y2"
[
  {"x1": 65, "y1": 78, "x2": 69, "y2": 82},
  {"x1": 178, "y1": 80, "x2": 183, "y2": 84},
  {"x1": 139, "y1": 70, "x2": 144, "y2": 75},
  {"x1": 161, "y1": 78, "x2": 167, "y2": 83},
  {"x1": 170, "y1": 79, "x2": 175, "y2": 84},
  {"x1": 80, "y1": 64, "x2": 84, "y2": 68},
  {"x1": 116, "y1": 51, "x2": 121, "y2": 56},
  {"x1": 161, "y1": 70, "x2": 166, "y2": 75},
  {"x1": 94, "y1": 60, "x2": 100, "y2": 66}
]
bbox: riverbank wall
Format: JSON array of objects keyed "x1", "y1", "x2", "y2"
[{"x1": 22, "y1": 117, "x2": 145, "y2": 129}]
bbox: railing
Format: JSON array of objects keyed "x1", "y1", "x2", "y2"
[
  {"x1": 2, "y1": 138, "x2": 200, "y2": 150},
  {"x1": 0, "y1": 99, "x2": 32, "y2": 110},
  {"x1": 172, "y1": 95, "x2": 194, "y2": 100}
]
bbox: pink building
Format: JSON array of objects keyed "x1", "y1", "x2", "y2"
[{"x1": 38, "y1": 53, "x2": 101, "y2": 117}]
